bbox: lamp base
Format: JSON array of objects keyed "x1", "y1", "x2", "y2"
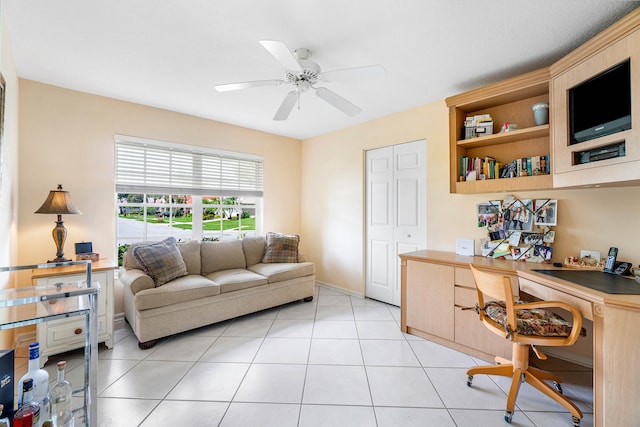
[{"x1": 48, "y1": 256, "x2": 72, "y2": 264}]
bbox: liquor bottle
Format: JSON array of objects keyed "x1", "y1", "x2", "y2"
[
  {"x1": 14, "y1": 378, "x2": 40, "y2": 427},
  {"x1": 50, "y1": 361, "x2": 74, "y2": 427},
  {"x1": 17, "y1": 342, "x2": 50, "y2": 425},
  {"x1": 0, "y1": 404, "x2": 9, "y2": 427}
]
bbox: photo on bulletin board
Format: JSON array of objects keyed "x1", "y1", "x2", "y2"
[
  {"x1": 504, "y1": 199, "x2": 533, "y2": 232},
  {"x1": 543, "y1": 230, "x2": 555, "y2": 243},
  {"x1": 534, "y1": 244, "x2": 553, "y2": 260},
  {"x1": 477, "y1": 202, "x2": 500, "y2": 228},
  {"x1": 535, "y1": 199, "x2": 558, "y2": 226}
]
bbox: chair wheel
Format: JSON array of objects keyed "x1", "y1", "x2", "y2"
[
  {"x1": 504, "y1": 411, "x2": 513, "y2": 423},
  {"x1": 466, "y1": 375, "x2": 473, "y2": 387},
  {"x1": 553, "y1": 381, "x2": 563, "y2": 394},
  {"x1": 572, "y1": 415, "x2": 581, "y2": 426}
]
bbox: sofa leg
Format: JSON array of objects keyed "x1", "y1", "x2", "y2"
[
  {"x1": 303, "y1": 296, "x2": 314, "y2": 302},
  {"x1": 138, "y1": 340, "x2": 157, "y2": 350}
]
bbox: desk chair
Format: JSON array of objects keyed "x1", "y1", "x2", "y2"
[{"x1": 466, "y1": 265, "x2": 583, "y2": 426}]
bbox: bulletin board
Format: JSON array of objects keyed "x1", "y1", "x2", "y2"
[{"x1": 477, "y1": 195, "x2": 556, "y2": 263}]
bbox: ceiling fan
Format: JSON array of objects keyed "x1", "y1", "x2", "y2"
[{"x1": 214, "y1": 40, "x2": 386, "y2": 120}]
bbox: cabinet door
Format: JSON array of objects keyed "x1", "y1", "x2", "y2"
[{"x1": 405, "y1": 261, "x2": 454, "y2": 340}]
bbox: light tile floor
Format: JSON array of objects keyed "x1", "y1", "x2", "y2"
[{"x1": 26, "y1": 285, "x2": 593, "y2": 426}]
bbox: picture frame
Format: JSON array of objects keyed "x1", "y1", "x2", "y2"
[{"x1": 535, "y1": 199, "x2": 558, "y2": 226}]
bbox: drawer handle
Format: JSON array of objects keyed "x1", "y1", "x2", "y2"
[{"x1": 74, "y1": 328, "x2": 83, "y2": 335}]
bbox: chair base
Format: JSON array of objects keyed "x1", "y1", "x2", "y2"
[{"x1": 467, "y1": 343, "x2": 582, "y2": 425}]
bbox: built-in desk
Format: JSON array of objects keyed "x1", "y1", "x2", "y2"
[{"x1": 399, "y1": 250, "x2": 640, "y2": 427}]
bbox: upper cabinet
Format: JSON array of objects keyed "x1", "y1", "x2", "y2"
[
  {"x1": 446, "y1": 68, "x2": 552, "y2": 194},
  {"x1": 550, "y1": 9, "x2": 640, "y2": 188},
  {"x1": 446, "y1": 8, "x2": 640, "y2": 194}
]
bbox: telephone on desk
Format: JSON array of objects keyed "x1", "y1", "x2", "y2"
[{"x1": 603, "y1": 247, "x2": 633, "y2": 276}]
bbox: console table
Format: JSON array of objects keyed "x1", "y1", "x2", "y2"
[
  {"x1": 400, "y1": 250, "x2": 640, "y2": 427},
  {"x1": 0, "y1": 261, "x2": 98, "y2": 426}
]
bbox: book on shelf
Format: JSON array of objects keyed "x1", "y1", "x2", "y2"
[{"x1": 460, "y1": 154, "x2": 550, "y2": 181}]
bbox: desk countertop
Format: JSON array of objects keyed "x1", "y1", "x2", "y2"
[{"x1": 399, "y1": 250, "x2": 640, "y2": 311}]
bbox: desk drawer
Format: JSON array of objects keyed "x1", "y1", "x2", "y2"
[{"x1": 519, "y1": 278, "x2": 593, "y2": 321}]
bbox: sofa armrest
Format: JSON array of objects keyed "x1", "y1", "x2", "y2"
[
  {"x1": 119, "y1": 268, "x2": 155, "y2": 294},
  {"x1": 298, "y1": 253, "x2": 309, "y2": 263}
]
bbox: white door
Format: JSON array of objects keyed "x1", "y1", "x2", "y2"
[{"x1": 365, "y1": 140, "x2": 426, "y2": 306}]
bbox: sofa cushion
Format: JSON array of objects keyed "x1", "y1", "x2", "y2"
[
  {"x1": 178, "y1": 240, "x2": 201, "y2": 275},
  {"x1": 248, "y1": 262, "x2": 316, "y2": 283},
  {"x1": 201, "y1": 240, "x2": 246, "y2": 274},
  {"x1": 262, "y1": 232, "x2": 299, "y2": 263},
  {"x1": 134, "y1": 274, "x2": 220, "y2": 311},
  {"x1": 123, "y1": 241, "x2": 150, "y2": 271},
  {"x1": 132, "y1": 237, "x2": 188, "y2": 286},
  {"x1": 204, "y1": 269, "x2": 268, "y2": 293},
  {"x1": 243, "y1": 235, "x2": 266, "y2": 267}
]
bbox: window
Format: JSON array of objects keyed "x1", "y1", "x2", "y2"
[{"x1": 115, "y1": 135, "x2": 263, "y2": 251}]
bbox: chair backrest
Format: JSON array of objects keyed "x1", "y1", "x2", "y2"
[{"x1": 470, "y1": 264, "x2": 517, "y2": 334}]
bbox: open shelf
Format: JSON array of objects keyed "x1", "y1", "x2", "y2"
[
  {"x1": 454, "y1": 174, "x2": 552, "y2": 194},
  {"x1": 457, "y1": 125, "x2": 549, "y2": 149}
]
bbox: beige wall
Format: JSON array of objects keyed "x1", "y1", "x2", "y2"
[
  {"x1": 301, "y1": 101, "x2": 640, "y2": 296},
  {"x1": 17, "y1": 80, "x2": 303, "y2": 312}
]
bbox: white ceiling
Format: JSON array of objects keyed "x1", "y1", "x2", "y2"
[{"x1": 3, "y1": 1, "x2": 639, "y2": 140}]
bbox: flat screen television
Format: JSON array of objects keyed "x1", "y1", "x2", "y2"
[{"x1": 569, "y1": 59, "x2": 631, "y2": 145}]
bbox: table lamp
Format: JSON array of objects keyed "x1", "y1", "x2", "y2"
[{"x1": 35, "y1": 184, "x2": 82, "y2": 263}]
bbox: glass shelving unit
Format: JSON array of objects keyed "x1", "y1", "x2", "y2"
[{"x1": 0, "y1": 261, "x2": 98, "y2": 426}]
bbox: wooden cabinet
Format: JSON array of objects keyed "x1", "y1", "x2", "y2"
[
  {"x1": 603, "y1": 303, "x2": 640, "y2": 426},
  {"x1": 550, "y1": 9, "x2": 640, "y2": 188},
  {"x1": 401, "y1": 252, "x2": 519, "y2": 361},
  {"x1": 445, "y1": 67, "x2": 552, "y2": 194},
  {"x1": 32, "y1": 259, "x2": 116, "y2": 365},
  {"x1": 404, "y1": 260, "x2": 454, "y2": 341}
]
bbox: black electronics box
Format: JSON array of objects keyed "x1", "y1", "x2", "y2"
[
  {"x1": 0, "y1": 349, "x2": 14, "y2": 422},
  {"x1": 75, "y1": 241, "x2": 93, "y2": 255}
]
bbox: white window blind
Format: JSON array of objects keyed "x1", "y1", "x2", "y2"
[{"x1": 115, "y1": 136, "x2": 263, "y2": 197}]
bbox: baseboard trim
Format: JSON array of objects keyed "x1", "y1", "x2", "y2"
[{"x1": 315, "y1": 280, "x2": 364, "y2": 299}]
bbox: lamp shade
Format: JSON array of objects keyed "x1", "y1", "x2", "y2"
[{"x1": 34, "y1": 184, "x2": 82, "y2": 215}]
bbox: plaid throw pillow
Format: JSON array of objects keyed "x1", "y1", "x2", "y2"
[
  {"x1": 132, "y1": 237, "x2": 188, "y2": 286},
  {"x1": 262, "y1": 232, "x2": 299, "y2": 263}
]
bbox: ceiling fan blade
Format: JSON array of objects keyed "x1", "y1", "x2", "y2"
[
  {"x1": 322, "y1": 64, "x2": 386, "y2": 82},
  {"x1": 214, "y1": 79, "x2": 283, "y2": 92},
  {"x1": 315, "y1": 87, "x2": 362, "y2": 117},
  {"x1": 273, "y1": 91, "x2": 298, "y2": 121},
  {"x1": 259, "y1": 40, "x2": 302, "y2": 72}
]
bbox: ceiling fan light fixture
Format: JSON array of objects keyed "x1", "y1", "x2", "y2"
[{"x1": 215, "y1": 40, "x2": 384, "y2": 120}]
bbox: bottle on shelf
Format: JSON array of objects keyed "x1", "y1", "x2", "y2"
[
  {"x1": 14, "y1": 378, "x2": 40, "y2": 427},
  {"x1": 50, "y1": 361, "x2": 74, "y2": 427},
  {"x1": 17, "y1": 342, "x2": 50, "y2": 424}
]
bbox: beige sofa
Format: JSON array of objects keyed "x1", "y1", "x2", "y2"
[{"x1": 120, "y1": 235, "x2": 315, "y2": 348}]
